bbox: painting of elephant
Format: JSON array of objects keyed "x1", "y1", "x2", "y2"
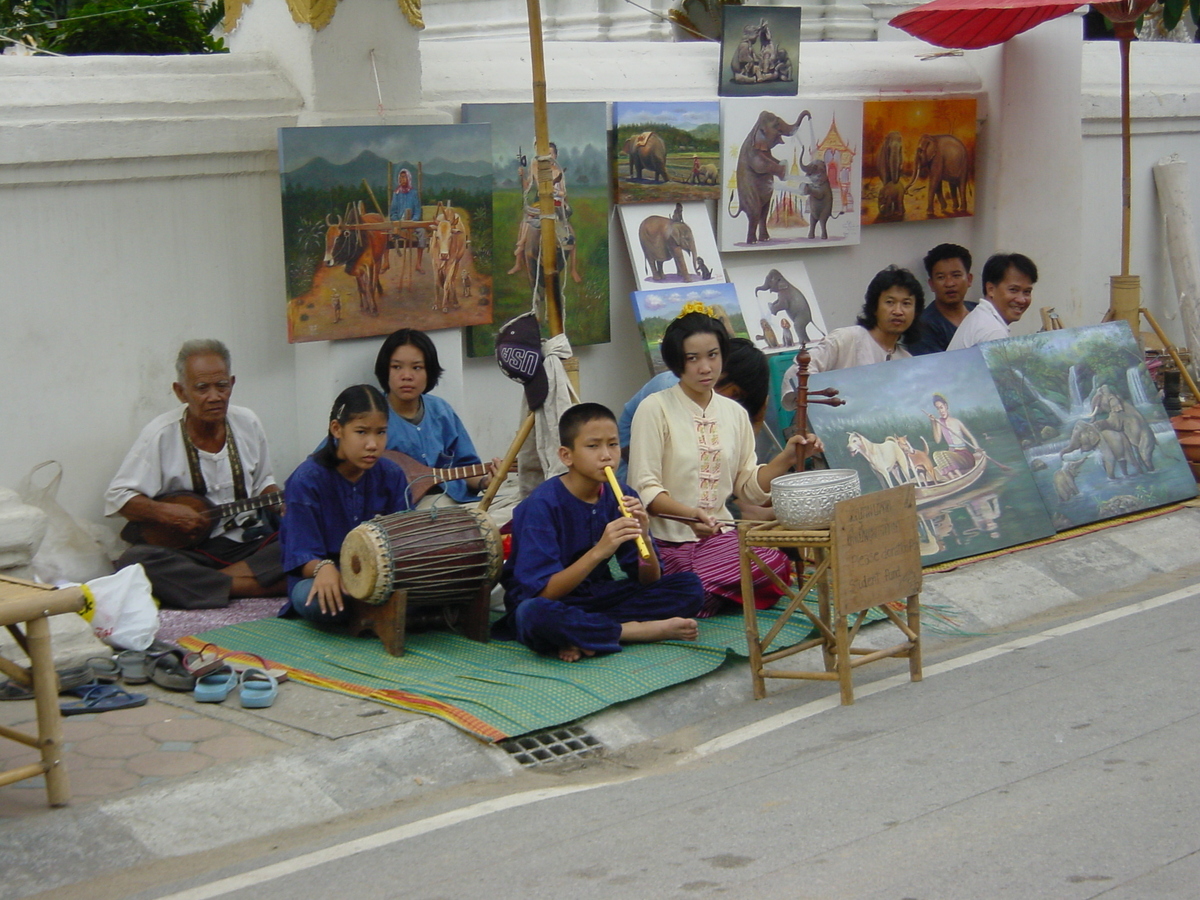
[
  {"x1": 911, "y1": 133, "x2": 972, "y2": 216},
  {"x1": 756, "y1": 267, "x2": 824, "y2": 342},
  {"x1": 798, "y1": 147, "x2": 836, "y2": 240},
  {"x1": 734, "y1": 109, "x2": 810, "y2": 245},
  {"x1": 696, "y1": 163, "x2": 719, "y2": 185},
  {"x1": 1060, "y1": 419, "x2": 1142, "y2": 479},
  {"x1": 638, "y1": 203, "x2": 698, "y2": 283},
  {"x1": 1090, "y1": 385, "x2": 1156, "y2": 472},
  {"x1": 876, "y1": 131, "x2": 904, "y2": 186},
  {"x1": 623, "y1": 132, "x2": 670, "y2": 184}
]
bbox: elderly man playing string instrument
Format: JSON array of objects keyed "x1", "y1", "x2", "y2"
[{"x1": 105, "y1": 340, "x2": 285, "y2": 609}]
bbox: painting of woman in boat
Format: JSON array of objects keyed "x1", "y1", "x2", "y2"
[{"x1": 804, "y1": 347, "x2": 1055, "y2": 566}]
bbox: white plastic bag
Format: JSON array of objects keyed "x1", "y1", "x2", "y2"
[
  {"x1": 79, "y1": 564, "x2": 159, "y2": 651},
  {"x1": 19, "y1": 461, "x2": 113, "y2": 584}
]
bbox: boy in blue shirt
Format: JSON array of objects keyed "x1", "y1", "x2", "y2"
[{"x1": 495, "y1": 403, "x2": 702, "y2": 661}]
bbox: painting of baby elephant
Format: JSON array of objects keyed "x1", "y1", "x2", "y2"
[
  {"x1": 621, "y1": 200, "x2": 724, "y2": 291},
  {"x1": 799, "y1": 148, "x2": 835, "y2": 240}
]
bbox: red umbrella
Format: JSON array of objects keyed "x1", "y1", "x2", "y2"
[{"x1": 889, "y1": 0, "x2": 1082, "y2": 49}]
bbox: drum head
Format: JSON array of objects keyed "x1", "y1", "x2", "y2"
[{"x1": 340, "y1": 522, "x2": 391, "y2": 603}]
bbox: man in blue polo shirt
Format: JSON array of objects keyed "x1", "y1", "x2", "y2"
[{"x1": 910, "y1": 243, "x2": 975, "y2": 355}]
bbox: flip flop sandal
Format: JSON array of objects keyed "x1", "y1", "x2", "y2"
[
  {"x1": 228, "y1": 653, "x2": 289, "y2": 685},
  {"x1": 60, "y1": 684, "x2": 148, "y2": 716},
  {"x1": 0, "y1": 665, "x2": 94, "y2": 700},
  {"x1": 238, "y1": 667, "x2": 278, "y2": 709},
  {"x1": 181, "y1": 643, "x2": 228, "y2": 678},
  {"x1": 148, "y1": 652, "x2": 197, "y2": 692},
  {"x1": 86, "y1": 656, "x2": 121, "y2": 684},
  {"x1": 193, "y1": 666, "x2": 238, "y2": 703},
  {"x1": 115, "y1": 650, "x2": 152, "y2": 684}
]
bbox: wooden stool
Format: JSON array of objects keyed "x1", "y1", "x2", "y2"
[
  {"x1": 0, "y1": 575, "x2": 85, "y2": 806},
  {"x1": 346, "y1": 582, "x2": 492, "y2": 657},
  {"x1": 739, "y1": 485, "x2": 923, "y2": 705}
]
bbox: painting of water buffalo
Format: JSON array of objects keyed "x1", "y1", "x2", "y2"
[
  {"x1": 279, "y1": 124, "x2": 493, "y2": 343},
  {"x1": 617, "y1": 201, "x2": 725, "y2": 293},
  {"x1": 719, "y1": 98, "x2": 862, "y2": 253},
  {"x1": 805, "y1": 349, "x2": 1055, "y2": 567},
  {"x1": 862, "y1": 98, "x2": 977, "y2": 226},
  {"x1": 719, "y1": 5, "x2": 800, "y2": 98},
  {"x1": 630, "y1": 283, "x2": 749, "y2": 374},
  {"x1": 980, "y1": 322, "x2": 1196, "y2": 530},
  {"x1": 461, "y1": 102, "x2": 610, "y2": 358},
  {"x1": 612, "y1": 101, "x2": 721, "y2": 205},
  {"x1": 725, "y1": 257, "x2": 827, "y2": 357}
]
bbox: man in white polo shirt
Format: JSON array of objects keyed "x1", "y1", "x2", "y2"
[{"x1": 947, "y1": 252, "x2": 1038, "y2": 350}]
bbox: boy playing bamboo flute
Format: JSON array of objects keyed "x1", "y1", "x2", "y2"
[{"x1": 493, "y1": 403, "x2": 703, "y2": 662}]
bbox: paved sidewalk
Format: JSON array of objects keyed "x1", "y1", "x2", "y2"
[{"x1": 2, "y1": 506, "x2": 1200, "y2": 899}]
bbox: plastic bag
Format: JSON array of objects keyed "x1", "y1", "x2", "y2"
[
  {"x1": 78, "y1": 564, "x2": 159, "y2": 651},
  {"x1": 19, "y1": 461, "x2": 113, "y2": 584}
]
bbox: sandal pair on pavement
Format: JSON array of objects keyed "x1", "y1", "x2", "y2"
[
  {"x1": 193, "y1": 666, "x2": 278, "y2": 708},
  {"x1": 59, "y1": 684, "x2": 148, "y2": 716}
]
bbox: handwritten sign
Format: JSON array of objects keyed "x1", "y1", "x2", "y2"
[{"x1": 831, "y1": 484, "x2": 922, "y2": 615}]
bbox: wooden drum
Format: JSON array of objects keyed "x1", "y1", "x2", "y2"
[{"x1": 339, "y1": 507, "x2": 503, "y2": 606}]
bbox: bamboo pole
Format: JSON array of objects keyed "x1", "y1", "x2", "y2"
[
  {"x1": 525, "y1": 0, "x2": 563, "y2": 339},
  {"x1": 478, "y1": 413, "x2": 536, "y2": 513}
]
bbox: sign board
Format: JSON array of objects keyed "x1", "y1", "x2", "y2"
[{"x1": 831, "y1": 484, "x2": 922, "y2": 615}]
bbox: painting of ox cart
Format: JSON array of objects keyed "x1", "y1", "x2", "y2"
[
  {"x1": 612, "y1": 101, "x2": 721, "y2": 205},
  {"x1": 618, "y1": 201, "x2": 725, "y2": 293},
  {"x1": 719, "y1": 5, "x2": 800, "y2": 98},
  {"x1": 862, "y1": 98, "x2": 976, "y2": 226},
  {"x1": 805, "y1": 349, "x2": 1054, "y2": 566},
  {"x1": 630, "y1": 283, "x2": 748, "y2": 374},
  {"x1": 279, "y1": 124, "x2": 493, "y2": 343},
  {"x1": 461, "y1": 102, "x2": 610, "y2": 358},
  {"x1": 980, "y1": 323, "x2": 1196, "y2": 530},
  {"x1": 725, "y1": 257, "x2": 827, "y2": 356},
  {"x1": 719, "y1": 98, "x2": 862, "y2": 253}
]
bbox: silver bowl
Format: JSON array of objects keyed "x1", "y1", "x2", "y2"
[{"x1": 770, "y1": 469, "x2": 861, "y2": 529}]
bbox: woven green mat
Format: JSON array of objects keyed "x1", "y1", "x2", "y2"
[{"x1": 179, "y1": 608, "x2": 821, "y2": 742}]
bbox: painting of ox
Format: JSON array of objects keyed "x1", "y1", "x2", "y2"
[
  {"x1": 618, "y1": 201, "x2": 725, "y2": 293},
  {"x1": 461, "y1": 102, "x2": 610, "y2": 358},
  {"x1": 804, "y1": 349, "x2": 1054, "y2": 567},
  {"x1": 719, "y1": 5, "x2": 801, "y2": 98},
  {"x1": 861, "y1": 98, "x2": 976, "y2": 226},
  {"x1": 725, "y1": 257, "x2": 827, "y2": 357},
  {"x1": 279, "y1": 124, "x2": 493, "y2": 343},
  {"x1": 630, "y1": 283, "x2": 748, "y2": 374},
  {"x1": 612, "y1": 101, "x2": 721, "y2": 205},
  {"x1": 719, "y1": 98, "x2": 862, "y2": 253},
  {"x1": 980, "y1": 322, "x2": 1196, "y2": 530}
]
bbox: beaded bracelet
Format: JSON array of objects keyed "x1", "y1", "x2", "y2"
[{"x1": 311, "y1": 558, "x2": 335, "y2": 578}]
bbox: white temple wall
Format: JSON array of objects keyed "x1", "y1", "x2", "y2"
[{"x1": 2, "y1": 11, "x2": 1199, "y2": 534}]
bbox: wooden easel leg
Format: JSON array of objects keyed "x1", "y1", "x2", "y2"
[
  {"x1": 347, "y1": 590, "x2": 409, "y2": 657},
  {"x1": 740, "y1": 529, "x2": 766, "y2": 700},
  {"x1": 27, "y1": 617, "x2": 69, "y2": 806},
  {"x1": 907, "y1": 593, "x2": 923, "y2": 682},
  {"x1": 462, "y1": 583, "x2": 492, "y2": 644},
  {"x1": 478, "y1": 413, "x2": 536, "y2": 513},
  {"x1": 818, "y1": 548, "x2": 836, "y2": 674},
  {"x1": 835, "y1": 612, "x2": 854, "y2": 706}
]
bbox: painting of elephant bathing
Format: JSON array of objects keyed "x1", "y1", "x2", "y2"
[
  {"x1": 612, "y1": 102, "x2": 721, "y2": 205},
  {"x1": 719, "y1": 98, "x2": 862, "y2": 253},
  {"x1": 461, "y1": 102, "x2": 610, "y2": 358},
  {"x1": 806, "y1": 349, "x2": 1054, "y2": 566},
  {"x1": 618, "y1": 201, "x2": 726, "y2": 293},
  {"x1": 725, "y1": 257, "x2": 827, "y2": 357},
  {"x1": 279, "y1": 124, "x2": 493, "y2": 343},
  {"x1": 630, "y1": 284, "x2": 749, "y2": 374},
  {"x1": 862, "y1": 98, "x2": 976, "y2": 226},
  {"x1": 980, "y1": 323, "x2": 1196, "y2": 530},
  {"x1": 719, "y1": 5, "x2": 801, "y2": 98}
]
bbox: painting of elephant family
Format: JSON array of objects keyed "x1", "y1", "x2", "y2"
[
  {"x1": 718, "y1": 5, "x2": 801, "y2": 98},
  {"x1": 719, "y1": 98, "x2": 863, "y2": 253},
  {"x1": 612, "y1": 102, "x2": 722, "y2": 205},
  {"x1": 980, "y1": 322, "x2": 1196, "y2": 530},
  {"x1": 618, "y1": 201, "x2": 725, "y2": 293},
  {"x1": 726, "y1": 257, "x2": 828, "y2": 357},
  {"x1": 861, "y1": 98, "x2": 977, "y2": 226}
]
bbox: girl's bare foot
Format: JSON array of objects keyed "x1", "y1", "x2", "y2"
[
  {"x1": 620, "y1": 618, "x2": 699, "y2": 644},
  {"x1": 558, "y1": 645, "x2": 595, "y2": 662}
]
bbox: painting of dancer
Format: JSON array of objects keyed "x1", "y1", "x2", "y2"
[
  {"x1": 613, "y1": 101, "x2": 721, "y2": 205},
  {"x1": 461, "y1": 102, "x2": 610, "y2": 357},
  {"x1": 719, "y1": 98, "x2": 862, "y2": 252},
  {"x1": 279, "y1": 124, "x2": 493, "y2": 343},
  {"x1": 719, "y1": 5, "x2": 801, "y2": 98},
  {"x1": 981, "y1": 322, "x2": 1196, "y2": 530},
  {"x1": 862, "y1": 98, "x2": 976, "y2": 226},
  {"x1": 806, "y1": 349, "x2": 1054, "y2": 566}
]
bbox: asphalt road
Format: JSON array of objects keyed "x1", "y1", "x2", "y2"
[{"x1": 43, "y1": 583, "x2": 1200, "y2": 900}]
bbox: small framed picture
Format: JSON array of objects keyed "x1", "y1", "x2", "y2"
[{"x1": 720, "y1": 5, "x2": 801, "y2": 98}]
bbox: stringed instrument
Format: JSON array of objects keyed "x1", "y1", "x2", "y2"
[
  {"x1": 381, "y1": 450, "x2": 490, "y2": 504},
  {"x1": 120, "y1": 491, "x2": 285, "y2": 551}
]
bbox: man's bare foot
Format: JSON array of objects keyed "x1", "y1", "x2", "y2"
[
  {"x1": 620, "y1": 618, "x2": 699, "y2": 644},
  {"x1": 507, "y1": 263, "x2": 524, "y2": 275},
  {"x1": 558, "y1": 645, "x2": 596, "y2": 662}
]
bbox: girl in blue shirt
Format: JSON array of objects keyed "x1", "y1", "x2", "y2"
[{"x1": 281, "y1": 385, "x2": 410, "y2": 625}]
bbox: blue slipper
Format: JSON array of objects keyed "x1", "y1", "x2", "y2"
[
  {"x1": 193, "y1": 667, "x2": 238, "y2": 703},
  {"x1": 238, "y1": 667, "x2": 278, "y2": 709},
  {"x1": 60, "y1": 684, "x2": 148, "y2": 716}
]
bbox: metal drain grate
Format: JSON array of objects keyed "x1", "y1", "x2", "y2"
[{"x1": 500, "y1": 725, "x2": 604, "y2": 767}]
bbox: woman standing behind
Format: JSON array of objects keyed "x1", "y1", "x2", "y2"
[
  {"x1": 375, "y1": 328, "x2": 494, "y2": 504},
  {"x1": 628, "y1": 311, "x2": 811, "y2": 616}
]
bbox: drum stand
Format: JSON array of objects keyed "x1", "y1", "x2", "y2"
[{"x1": 346, "y1": 584, "x2": 492, "y2": 657}]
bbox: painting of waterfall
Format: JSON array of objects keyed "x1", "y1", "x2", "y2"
[
  {"x1": 807, "y1": 348, "x2": 1055, "y2": 567},
  {"x1": 981, "y1": 322, "x2": 1196, "y2": 530}
]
